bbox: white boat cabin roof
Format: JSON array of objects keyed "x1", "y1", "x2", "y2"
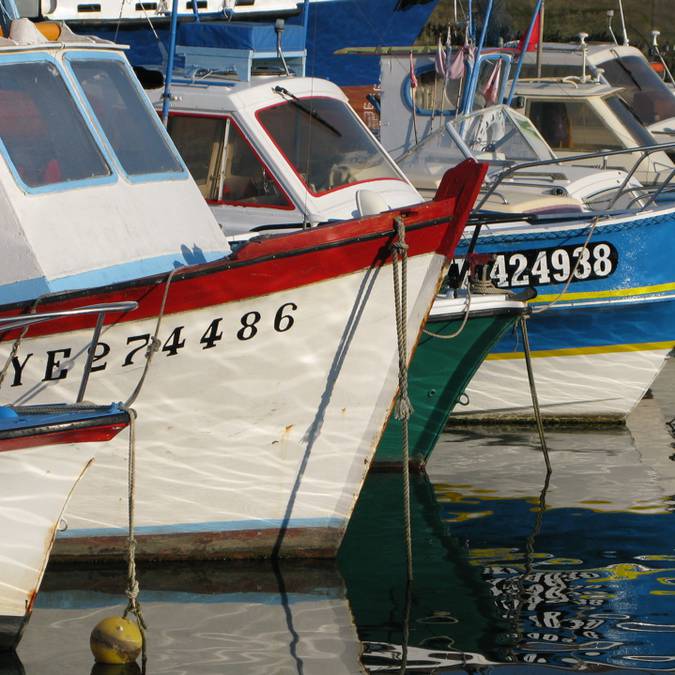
[
  {"x1": 150, "y1": 73, "x2": 421, "y2": 234},
  {"x1": 0, "y1": 19, "x2": 227, "y2": 305}
]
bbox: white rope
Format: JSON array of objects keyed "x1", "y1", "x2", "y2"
[{"x1": 422, "y1": 283, "x2": 472, "y2": 340}]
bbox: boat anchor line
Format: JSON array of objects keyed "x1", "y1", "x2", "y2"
[{"x1": 392, "y1": 215, "x2": 414, "y2": 582}]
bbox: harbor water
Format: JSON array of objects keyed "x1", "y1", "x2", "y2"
[{"x1": 12, "y1": 359, "x2": 675, "y2": 674}]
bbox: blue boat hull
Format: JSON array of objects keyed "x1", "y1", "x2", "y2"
[{"x1": 452, "y1": 208, "x2": 675, "y2": 421}]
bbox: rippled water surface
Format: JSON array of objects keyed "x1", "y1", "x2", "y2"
[{"x1": 10, "y1": 361, "x2": 675, "y2": 673}]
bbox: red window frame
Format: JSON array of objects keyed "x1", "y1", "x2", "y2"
[
  {"x1": 255, "y1": 96, "x2": 405, "y2": 198},
  {"x1": 167, "y1": 111, "x2": 296, "y2": 211}
]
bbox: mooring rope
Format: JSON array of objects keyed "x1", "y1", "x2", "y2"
[
  {"x1": 120, "y1": 407, "x2": 148, "y2": 669},
  {"x1": 391, "y1": 216, "x2": 414, "y2": 581},
  {"x1": 124, "y1": 267, "x2": 178, "y2": 408},
  {"x1": 422, "y1": 283, "x2": 472, "y2": 341},
  {"x1": 519, "y1": 315, "x2": 551, "y2": 473},
  {"x1": 531, "y1": 217, "x2": 599, "y2": 315}
]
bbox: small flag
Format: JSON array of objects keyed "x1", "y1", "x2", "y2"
[
  {"x1": 481, "y1": 59, "x2": 502, "y2": 105},
  {"x1": 448, "y1": 47, "x2": 464, "y2": 80},
  {"x1": 409, "y1": 51, "x2": 418, "y2": 89},
  {"x1": 517, "y1": 9, "x2": 541, "y2": 53}
]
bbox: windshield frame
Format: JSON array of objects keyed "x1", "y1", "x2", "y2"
[
  {"x1": 255, "y1": 95, "x2": 405, "y2": 198},
  {"x1": 0, "y1": 52, "x2": 117, "y2": 195},
  {"x1": 64, "y1": 50, "x2": 188, "y2": 185},
  {"x1": 597, "y1": 52, "x2": 675, "y2": 126}
]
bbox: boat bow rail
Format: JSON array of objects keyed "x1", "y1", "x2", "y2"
[
  {"x1": 0, "y1": 301, "x2": 138, "y2": 404},
  {"x1": 475, "y1": 141, "x2": 675, "y2": 214}
]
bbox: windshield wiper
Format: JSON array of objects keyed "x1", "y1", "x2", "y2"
[{"x1": 273, "y1": 86, "x2": 342, "y2": 137}]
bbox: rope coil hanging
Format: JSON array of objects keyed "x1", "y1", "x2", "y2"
[{"x1": 391, "y1": 216, "x2": 414, "y2": 581}]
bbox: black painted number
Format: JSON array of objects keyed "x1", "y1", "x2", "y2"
[
  {"x1": 200, "y1": 318, "x2": 223, "y2": 350},
  {"x1": 274, "y1": 302, "x2": 297, "y2": 333},
  {"x1": 237, "y1": 311, "x2": 262, "y2": 341}
]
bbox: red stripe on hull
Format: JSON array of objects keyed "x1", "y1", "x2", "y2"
[
  {"x1": 0, "y1": 163, "x2": 484, "y2": 339},
  {"x1": 0, "y1": 423, "x2": 128, "y2": 453}
]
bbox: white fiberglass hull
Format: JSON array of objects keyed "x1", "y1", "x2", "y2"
[
  {"x1": 1, "y1": 252, "x2": 443, "y2": 560},
  {"x1": 455, "y1": 345, "x2": 671, "y2": 422},
  {"x1": 0, "y1": 446, "x2": 96, "y2": 650}
]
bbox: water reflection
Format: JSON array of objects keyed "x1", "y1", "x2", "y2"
[{"x1": 11, "y1": 376, "x2": 675, "y2": 673}]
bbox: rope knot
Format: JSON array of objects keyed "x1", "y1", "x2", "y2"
[
  {"x1": 393, "y1": 239, "x2": 409, "y2": 255},
  {"x1": 395, "y1": 394, "x2": 414, "y2": 421},
  {"x1": 146, "y1": 336, "x2": 161, "y2": 357}
]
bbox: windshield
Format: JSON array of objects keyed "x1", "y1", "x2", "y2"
[
  {"x1": 71, "y1": 58, "x2": 183, "y2": 177},
  {"x1": 605, "y1": 95, "x2": 658, "y2": 147},
  {"x1": 452, "y1": 107, "x2": 554, "y2": 162},
  {"x1": 0, "y1": 61, "x2": 111, "y2": 189},
  {"x1": 257, "y1": 96, "x2": 401, "y2": 195},
  {"x1": 599, "y1": 55, "x2": 675, "y2": 126}
]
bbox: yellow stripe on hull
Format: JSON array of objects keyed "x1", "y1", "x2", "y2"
[
  {"x1": 487, "y1": 340, "x2": 675, "y2": 361},
  {"x1": 533, "y1": 282, "x2": 675, "y2": 304}
]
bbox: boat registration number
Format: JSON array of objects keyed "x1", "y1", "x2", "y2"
[
  {"x1": 6, "y1": 302, "x2": 298, "y2": 387},
  {"x1": 485, "y1": 242, "x2": 618, "y2": 289}
]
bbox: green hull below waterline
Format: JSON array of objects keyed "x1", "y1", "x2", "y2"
[{"x1": 375, "y1": 310, "x2": 520, "y2": 467}]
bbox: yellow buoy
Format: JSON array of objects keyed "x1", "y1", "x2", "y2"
[
  {"x1": 90, "y1": 616, "x2": 142, "y2": 665},
  {"x1": 91, "y1": 663, "x2": 141, "y2": 675}
]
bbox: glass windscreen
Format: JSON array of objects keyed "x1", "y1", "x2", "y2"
[
  {"x1": 257, "y1": 97, "x2": 400, "y2": 194},
  {"x1": 0, "y1": 61, "x2": 110, "y2": 188},
  {"x1": 71, "y1": 59, "x2": 183, "y2": 176},
  {"x1": 168, "y1": 115, "x2": 291, "y2": 207},
  {"x1": 453, "y1": 106, "x2": 554, "y2": 162},
  {"x1": 527, "y1": 99, "x2": 623, "y2": 152},
  {"x1": 599, "y1": 55, "x2": 675, "y2": 126}
]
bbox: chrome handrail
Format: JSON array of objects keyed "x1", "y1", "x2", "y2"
[
  {"x1": 475, "y1": 141, "x2": 675, "y2": 212},
  {"x1": 0, "y1": 301, "x2": 138, "y2": 403}
]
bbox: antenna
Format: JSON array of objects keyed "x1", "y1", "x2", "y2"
[
  {"x1": 651, "y1": 30, "x2": 675, "y2": 88},
  {"x1": 275, "y1": 18, "x2": 291, "y2": 77},
  {"x1": 578, "y1": 32, "x2": 589, "y2": 83},
  {"x1": 607, "y1": 9, "x2": 617, "y2": 45},
  {"x1": 616, "y1": 0, "x2": 629, "y2": 46}
]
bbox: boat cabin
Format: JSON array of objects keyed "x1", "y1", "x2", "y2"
[
  {"x1": 511, "y1": 79, "x2": 674, "y2": 186},
  {"x1": 397, "y1": 105, "x2": 643, "y2": 212},
  {"x1": 378, "y1": 50, "x2": 511, "y2": 158},
  {"x1": 518, "y1": 43, "x2": 675, "y2": 144},
  {"x1": 0, "y1": 19, "x2": 227, "y2": 304},
  {"x1": 149, "y1": 72, "x2": 420, "y2": 235}
]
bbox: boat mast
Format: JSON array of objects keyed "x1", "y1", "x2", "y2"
[
  {"x1": 161, "y1": 0, "x2": 180, "y2": 126},
  {"x1": 506, "y1": 0, "x2": 544, "y2": 105}
]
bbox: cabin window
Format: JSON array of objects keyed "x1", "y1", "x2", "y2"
[
  {"x1": 70, "y1": 59, "x2": 183, "y2": 177},
  {"x1": 527, "y1": 100, "x2": 623, "y2": 152},
  {"x1": 257, "y1": 96, "x2": 401, "y2": 195},
  {"x1": 167, "y1": 114, "x2": 292, "y2": 208},
  {"x1": 411, "y1": 67, "x2": 462, "y2": 115},
  {"x1": 600, "y1": 55, "x2": 675, "y2": 127},
  {"x1": 0, "y1": 61, "x2": 111, "y2": 189}
]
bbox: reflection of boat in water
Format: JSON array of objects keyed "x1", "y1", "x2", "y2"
[
  {"x1": 339, "y1": 469, "x2": 507, "y2": 666},
  {"x1": 21, "y1": 562, "x2": 363, "y2": 673},
  {"x1": 426, "y1": 396, "x2": 675, "y2": 670}
]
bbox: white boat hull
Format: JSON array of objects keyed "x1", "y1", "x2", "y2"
[{"x1": 0, "y1": 445, "x2": 97, "y2": 649}]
